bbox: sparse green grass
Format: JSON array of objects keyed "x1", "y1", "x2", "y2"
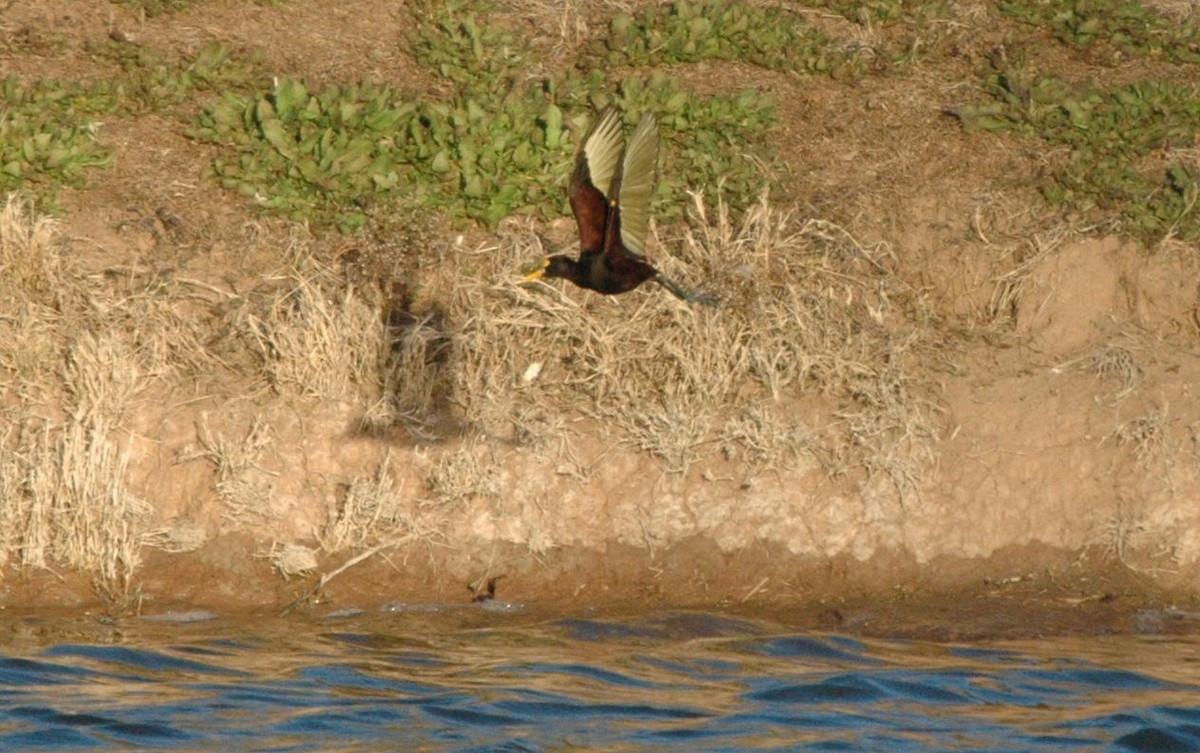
[
  {"x1": 999, "y1": 0, "x2": 1200, "y2": 64},
  {"x1": 953, "y1": 57, "x2": 1200, "y2": 241},
  {"x1": 1, "y1": 42, "x2": 263, "y2": 207}
]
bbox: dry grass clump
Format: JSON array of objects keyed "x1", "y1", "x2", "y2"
[
  {"x1": 406, "y1": 190, "x2": 939, "y2": 489},
  {"x1": 1054, "y1": 337, "x2": 1147, "y2": 405},
  {"x1": 62, "y1": 331, "x2": 143, "y2": 424},
  {"x1": 0, "y1": 417, "x2": 150, "y2": 600},
  {"x1": 1084, "y1": 344, "x2": 1143, "y2": 404},
  {"x1": 0, "y1": 196, "x2": 155, "y2": 600},
  {"x1": 422, "y1": 440, "x2": 503, "y2": 509},
  {"x1": 1111, "y1": 403, "x2": 1173, "y2": 468},
  {"x1": 239, "y1": 238, "x2": 385, "y2": 401},
  {"x1": 262, "y1": 541, "x2": 318, "y2": 579},
  {"x1": 142, "y1": 522, "x2": 208, "y2": 553},
  {"x1": 321, "y1": 453, "x2": 430, "y2": 552},
  {"x1": 0, "y1": 196, "x2": 70, "y2": 404},
  {"x1": 182, "y1": 416, "x2": 278, "y2": 526}
]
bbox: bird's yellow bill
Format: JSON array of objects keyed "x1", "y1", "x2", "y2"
[{"x1": 522, "y1": 258, "x2": 549, "y2": 282}]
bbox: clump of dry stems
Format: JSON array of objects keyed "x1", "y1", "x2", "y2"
[{"x1": 424, "y1": 190, "x2": 938, "y2": 488}]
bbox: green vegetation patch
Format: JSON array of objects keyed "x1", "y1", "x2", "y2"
[
  {"x1": 83, "y1": 39, "x2": 266, "y2": 114},
  {"x1": 0, "y1": 77, "x2": 113, "y2": 204},
  {"x1": 952, "y1": 61, "x2": 1200, "y2": 240},
  {"x1": 820, "y1": 0, "x2": 949, "y2": 25},
  {"x1": 600, "y1": 0, "x2": 859, "y2": 76},
  {"x1": 1, "y1": 42, "x2": 262, "y2": 206},
  {"x1": 194, "y1": 72, "x2": 775, "y2": 231},
  {"x1": 999, "y1": 0, "x2": 1200, "y2": 64},
  {"x1": 192, "y1": 0, "x2": 780, "y2": 231},
  {"x1": 405, "y1": 4, "x2": 527, "y2": 96}
]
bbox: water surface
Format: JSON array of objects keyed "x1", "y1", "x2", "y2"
[{"x1": 1, "y1": 609, "x2": 1198, "y2": 751}]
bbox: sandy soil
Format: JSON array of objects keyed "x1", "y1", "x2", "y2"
[{"x1": 3, "y1": 0, "x2": 1200, "y2": 639}]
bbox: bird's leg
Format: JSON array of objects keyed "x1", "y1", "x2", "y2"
[{"x1": 652, "y1": 273, "x2": 717, "y2": 306}]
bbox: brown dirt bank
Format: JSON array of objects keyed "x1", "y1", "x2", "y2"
[
  {"x1": 4, "y1": 539, "x2": 1200, "y2": 642},
  {"x1": 4, "y1": 0, "x2": 1200, "y2": 641}
]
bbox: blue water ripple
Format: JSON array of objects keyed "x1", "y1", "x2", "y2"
[{"x1": 0, "y1": 613, "x2": 1197, "y2": 752}]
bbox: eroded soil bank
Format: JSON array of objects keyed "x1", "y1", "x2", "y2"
[{"x1": 4, "y1": 1, "x2": 1200, "y2": 639}]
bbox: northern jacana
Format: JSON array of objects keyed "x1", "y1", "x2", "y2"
[{"x1": 523, "y1": 106, "x2": 714, "y2": 305}]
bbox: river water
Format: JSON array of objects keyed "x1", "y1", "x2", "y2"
[{"x1": 1, "y1": 606, "x2": 1198, "y2": 751}]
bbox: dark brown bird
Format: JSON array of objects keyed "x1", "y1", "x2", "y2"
[{"x1": 524, "y1": 106, "x2": 714, "y2": 305}]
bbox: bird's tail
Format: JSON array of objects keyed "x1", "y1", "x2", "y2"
[{"x1": 653, "y1": 273, "x2": 717, "y2": 306}]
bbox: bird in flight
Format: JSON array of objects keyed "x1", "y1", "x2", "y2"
[{"x1": 524, "y1": 106, "x2": 715, "y2": 305}]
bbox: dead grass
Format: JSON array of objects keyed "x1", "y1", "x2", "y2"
[
  {"x1": 240, "y1": 235, "x2": 385, "y2": 401},
  {"x1": 1111, "y1": 402, "x2": 1174, "y2": 468},
  {"x1": 410, "y1": 189, "x2": 940, "y2": 491},
  {"x1": 0, "y1": 197, "x2": 154, "y2": 601},
  {"x1": 321, "y1": 452, "x2": 429, "y2": 552},
  {"x1": 0, "y1": 179, "x2": 944, "y2": 594},
  {"x1": 421, "y1": 439, "x2": 503, "y2": 510},
  {"x1": 0, "y1": 196, "x2": 68, "y2": 405},
  {"x1": 0, "y1": 416, "x2": 150, "y2": 601},
  {"x1": 183, "y1": 416, "x2": 278, "y2": 526}
]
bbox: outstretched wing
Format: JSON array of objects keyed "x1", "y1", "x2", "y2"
[
  {"x1": 569, "y1": 106, "x2": 624, "y2": 253},
  {"x1": 615, "y1": 112, "x2": 658, "y2": 259}
]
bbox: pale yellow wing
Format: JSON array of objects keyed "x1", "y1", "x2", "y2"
[
  {"x1": 579, "y1": 106, "x2": 624, "y2": 202},
  {"x1": 616, "y1": 112, "x2": 659, "y2": 258}
]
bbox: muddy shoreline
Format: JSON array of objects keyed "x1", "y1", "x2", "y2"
[{"x1": 4, "y1": 539, "x2": 1198, "y2": 642}]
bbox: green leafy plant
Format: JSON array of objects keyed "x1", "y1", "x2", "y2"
[
  {"x1": 952, "y1": 59, "x2": 1200, "y2": 240},
  {"x1": 195, "y1": 79, "x2": 414, "y2": 232},
  {"x1": 602, "y1": 0, "x2": 858, "y2": 76},
  {"x1": 84, "y1": 39, "x2": 266, "y2": 114},
  {"x1": 191, "y1": 0, "x2": 781, "y2": 232},
  {"x1": 405, "y1": 1, "x2": 527, "y2": 95},
  {"x1": 999, "y1": 0, "x2": 1200, "y2": 64},
  {"x1": 0, "y1": 76, "x2": 113, "y2": 204}
]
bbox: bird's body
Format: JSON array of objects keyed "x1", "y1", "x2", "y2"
[{"x1": 524, "y1": 106, "x2": 713, "y2": 305}]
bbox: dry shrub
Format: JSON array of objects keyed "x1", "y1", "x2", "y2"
[
  {"x1": 240, "y1": 238, "x2": 385, "y2": 401},
  {"x1": 0, "y1": 197, "x2": 159, "y2": 598},
  {"x1": 183, "y1": 416, "x2": 278, "y2": 526},
  {"x1": 321, "y1": 453, "x2": 426, "y2": 552},
  {"x1": 0, "y1": 417, "x2": 149, "y2": 599}
]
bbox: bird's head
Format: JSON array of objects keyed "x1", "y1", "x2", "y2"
[{"x1": 522, "y1": 255, "x2": 580, "y2": 283}]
